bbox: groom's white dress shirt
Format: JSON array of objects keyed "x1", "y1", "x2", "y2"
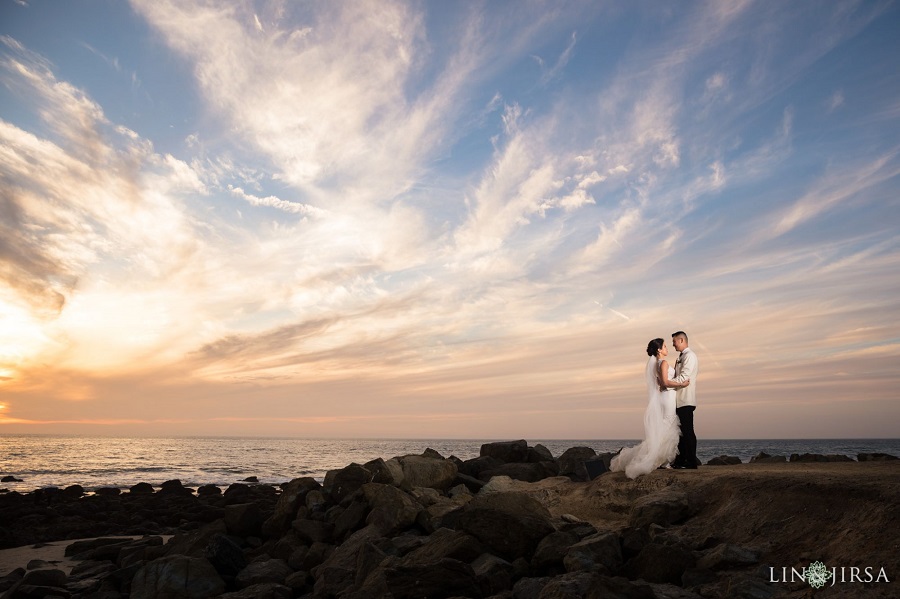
[{"x1": 673, "y1": 347, "x2": 699, "y2": 408}]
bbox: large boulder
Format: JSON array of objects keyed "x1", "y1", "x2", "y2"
[
  {"x1": 532, "y1": 530, "x2": 579, "y2": 572},
  {"x1": 749, "y1": 452, "x2": 786, "y2": 463},
  {"x1": 382, "y1": 557, "x2": 481, "y2": 599},
  {"x1": 478, "y1": 461, "x2": 559, "y2": 483},
  {"x1": 261, "y1": 477, "x2": 321, "y2": 537},
  {"x1": 235, "y1": 558, "x2": 292, "y2": 589},
  {"x1": 480, "y1": 439, "x2": 529, "y2": 463},
  {"x1": 696, "y1": 543, "x2": 760, "y2": 571},
  {"x1": 858, "y1": 452, "x2": 897, "y2": 461},
  {"x1": 324, "y1": 463, "x2": 373, "y2": 503},
  {"x1": 218, "y1": 583, "x2": 292, "y2": 599},
  {"x1": 706, "y1": 455, "x2": 742, "y2": 466},
  {"x1": 131, "y1": 555, "x2": 225, "y2": 599},
  {"x1": 455, "y1": 491, "x2": 555, "y2": 560},
  {"x1": 557, "y1": 447, "x2": 597, "y2": 479},
  {"x1": 623, "y1": 542, "x2": 695, "y2": 584},
  {"x1": 563, "y1": 532, "x2": 623, "y2": 574},
  {"x1": 224, "y1": 503, "x2": 263, "y2": 537},
  {"x1": 361, "y1": 483, "x2": 422, "y2": 536},
  {"x1": 400, "y1": 527, "x2": 484, "y2": 566},
  {"x1": 458, "y1": 455, "x2": 505, "y2": 479},
  {"x1": 628, "y1": 491, "x2": 691, "y2": 528},
  {"x1": 389, "y1": 455, "x2": 458, "y2": 491}
]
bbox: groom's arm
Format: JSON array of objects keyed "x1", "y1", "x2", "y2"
[{"x1": 672, "y1": 352, "x2": 698, "y2": 384}]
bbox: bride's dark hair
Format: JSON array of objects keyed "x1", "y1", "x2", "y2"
[{"x1": 646, "y1": 338, "x2": 664, "y2": 357}]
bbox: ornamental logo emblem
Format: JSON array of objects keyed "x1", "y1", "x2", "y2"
[{"x1": 806, "y1": 561, "x2": 833, "y2": 589}]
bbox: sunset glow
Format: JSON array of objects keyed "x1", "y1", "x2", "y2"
[{"x1": 1, "y1": 1, "x2": 899, "y2": 439}]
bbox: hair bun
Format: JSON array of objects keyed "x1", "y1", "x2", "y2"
[{"x1": 646, "y1": 338, "x2": 664, "y2": 357}]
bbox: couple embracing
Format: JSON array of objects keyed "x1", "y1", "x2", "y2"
[{"x1": 611, "y1": 331, "x2": 699, "y2": 479}]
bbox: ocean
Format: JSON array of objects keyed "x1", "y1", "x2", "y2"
[{"x1": 1, "y1": 435, "x2": 897, "y2": 493}]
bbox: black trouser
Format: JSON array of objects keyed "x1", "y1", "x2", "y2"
[{"x1": 675, "y1": 406, "x2": 697, "y2": 466}]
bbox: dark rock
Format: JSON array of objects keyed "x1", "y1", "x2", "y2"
[
  {"x1": 159, "y1": 479, "x2": 192, "y2": 496},
  {"x1": 65, "y1": 537, "x2": 134, "y2": 557},
  {"x1": 789, "y1": 453, "x2": 830, "y2": 463},
  {"x1": 858, "y1": 452, "x2": 898, "y2": 461},
  {"x1": 324, "y1": 463, "x2": 373, "y2": 503},
  {"x1": 481, "y1": 439, "x2": 529, "y2": 463},
  {"x1": 383, "y1": 557, "x2": 481, "y2": 599},
  {"x1": 129, "y1": 482, "x2": 155, "y2": 495},
  {"x1": 261, "y1": 477, "x2": 320, "y2": 537},
  {"x1": 362, "y1": 483, "x2": 421, "y2": 536},
  {"x1": 531, "y1": 530, "x2": 579, "y2": 572},
  {"x1": 586, "y1": 575, "x2": 659, "y2": 599},
  {"x1": 21, "y1": 568, "x2": 67, "y2": 588},
  {"x1": 218, "y1": 583, "x2": 292, "y2": 599},
  {"x1": 628, "y1": 491, "x2": 691, "y2": 528},
  {"x1": 235, "y1": 558, "x2": 291, "y2": 588},
  {"x1": 824, "y1": 454, "x2": 854, "y2": 462},
  {"x1": 25, "y1": 560, "x2": 51, "y2": 570},
  {"x1": 197, "y1": 484, "x2": 222, "y2": 497},
  {"x1": 454, "y1": 472, "x2": 486, "y2": 493},
  {"x1": 242, "y1": 476, "x2": 259, "y2": 483},
  {"x1": 0, "y1": 476, "x2": 22, "y2": 483},
  {"x1": 527, "y1": 443, "x2": 555, "y2": 463},
  {"x1": 69, "y1": 559, "x2": 117, "y2": 579},
  {"x1": 204, "y1": 533, "x2": 246, "y2": 578},
  {"x1": 537, "y1": 570, "x2": 597, "y2": 599},
  {"x1": 472, "y1": 552, "x2": 513, "y2": 595},
  {"x1": 557, "y1": 447, "x2": 597, "y2": 479},
  {"x1": 512, "y1": 576, "x2": 551, "y2": 599},
  {"x1": 563, "y1": 532, "x2": 623, "y2": 574},
  {"x1": 422, "y1": 447, "x2": 445, "y2": 460},
  {"x1": 223, "y1": 483, "x2": 252, "y2": 504},
  {"x1": 749, "y1": 452, "x2": 786, "y2": 463},
  {"x1": 131, "y1": 555, "x2": 225, "y2": 599},
  {"x1": 620, "y1": 527, "x2": 651, "y2": 559},
  {"x1": 479, "y1": 461, "x2": 559, "y2": 483},
  {"x1": 165, "y1": 520, "x2": 229, "y2": 558},
  {"x1": 459, "y1": 455, "x2": 506, "y2": 479},
  {"x1": 696, "y1": 543, "x2": 760, "y2": 570},
  {"x1": 455, "y1": 491, "x2": 555, "y2": 560},
  {"x1": 401, "y1": 527, "x2": 484, "y2": 565},
  {"x1": 62, "y1": 484, "x2": 84, "y2": 498},
  {"x1": 224, "y1": 502, "x2": 263, "y2": 537},
  {"x1": 624, "y1": 542, "x2": 695, "y2": 584},
  {"x1": 333, "y1": 498, "x2": 369, "y2": 541},
  {"x1": 682, "y1": 567, "x2": 718, "y2": 588},
  {"x1": 706, "y1": 455, "x2": 742, "y2": 466},
  {"x1": 363, "y1": 458, "x2": 400, "y2": 486},
  {"x1": 94, "y1": 487, "x2": 121, "y2": 497},
  {"x1": 293, "y1": 518, "x2": 334, "y2": 544}
]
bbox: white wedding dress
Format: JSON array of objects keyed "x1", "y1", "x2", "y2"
[{"x1": 610, "y1": 357, "x2": 681, "y2": 479}]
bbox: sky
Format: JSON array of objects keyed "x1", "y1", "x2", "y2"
[{"x1": 0, "y1": 1, "x2": 899, "y2": 440}]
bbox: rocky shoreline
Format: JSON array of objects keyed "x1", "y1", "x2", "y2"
[{"x1": 1, "y1": 440, "x2": 897, "y2": 598}]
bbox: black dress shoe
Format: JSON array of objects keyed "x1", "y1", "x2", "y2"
[{"x1": 674, "y1": 464, "x2": 697, "y2": 469}]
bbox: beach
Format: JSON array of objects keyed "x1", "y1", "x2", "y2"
[{"x1": 1, "y1": 444, "x2": 897, "y2": 598}]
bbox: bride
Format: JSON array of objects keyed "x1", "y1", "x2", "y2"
[{"x1": 610, "y1": 338, "x2": 690, "y2": 479}]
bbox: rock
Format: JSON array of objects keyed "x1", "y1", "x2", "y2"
[
  {"x1": 749, "y1": 452, "x2": 786, "y2": 463},
  {"x1": 130, "y1": 482, "x2": 155, "y2": 495},
  {"x1": 65, "y1": 537, "x2": 134, "y2": 557},
  {"x1": 305, "y1": 489, "x2": 327, "y2": 512},
  {"x1": 472, "y1": 552, "x2": 513, "y2": 595},
  {"x1": 131, "y1": 555, "x2": 225, "y2": 599},
  {"x1": 362, "y1": 483, "x2": 422, "y2": 536},
  {"x1": 401, "y1": 527, "x2": 484, "y2": 565},
  {"x1": 532, "y1": 530, "x2": 579, "y2": 572},
  {"x1": 197, "y1": 484, "x2": 222, "y2": 497},
  {"x1": 235, "y1": 558, "x2": 292, "y2": 588},
  {"x1": 160, "y1": 479, "x2": 193, "y2": 496},
  {"x1": 696, "y1": 543, "x2": 760, "y2": 570},
  {"x1": 620, "y1": 527, "x2": 651, "y2": 559},
  {"x1": 512, "y1": 576, "x2": 551, "y2": 599},
  {"x1": 333, "y1": 498, "x2": 369, "y2": 541},
  {"x1": 646, "y1": 583, "x2": 704, "y2": 598},
  {"x1": 62, "y1": 484, "x2": 84, "y2": 498},
  {"x1": 219, "y1": 583, "x2": 293, "y2": 599},
  {"x1": 537, "y1": 570, "x2": 597, "y2": 599},
  {"x1": 204, "y1": 533, "x2": 246, "y2": 578},
  {"x1": 312, "y1": 526, "x2": 382, "y2": 597},
  {"x1": 479, "y1": 461, "x2": 560, "y2": 483},
  {"x1": 858, "y1": 452, "x2": 898, "y2": 461},
  {"x1": 261, "y1": 477, "x2": 321, "y2": 537},
  {"x1": 624, "y1": 542, "x2": 695, "y2": 584},
  {"x1": 563, "y1": 532, "x2": 623, "y2": 574},
  {"x1": 481, "y1": 439, "x2": 529, "y2": 463},
  {"x1": 292, "y1": 518, "x2": 334, "y2": 544},
  {"x1": 25, "y1": 560, "x2": 52, "y2": 571},
  {"x1": 363, "y1": 458, "x2": 400, "y2": 486},
  {"x1": 21, "y1": 568, "x2": 67, "y2": 588},
  {"x1": 706, "y1": 455, "x2": 742, "y2": 466},
  {"x1": 456, "y1": 491, "x2": 555, "y2": 560},
  {"x1": 454, "y1": 472, "x2": 486, "y2": 493},
  {"x1": 243, "y1": 476, "x2": 259, "y2": 483},
  {"x1": 225, "y1": 502, "x2": 263, "y2": 537},
  {"x1": 557, "y1": 447, "x2": 597, "y2": 479},
  {"x1": 165, "y1": 521, "x2": 229, "y2": 558},
  {"x1": 528, "y1": 443, "x2": 555, "y2": 463},
  {"x1": 0, "y1": 476, "x2": 23, "y2": 483},
  {"x1": 393, "y1": 455, "x2": 458, "y2": 491},
  {"x1": 422, "y1": 447, "x2": 445, "y2": 460},
  {"x1": 94, "y1": 487, "x2": 121, "y2": 496},
  {"x1": 324, "y1": 463, "x2": 373, "y2": 503},
  {"x1": 628, "y1": 491, "x2": 691, "y2": 528},
  {"x1": 382, "y1": 557, "x2": 481, "y2": 599},
  {"x1": 69, "y1": 559, "x2": 117, "y2": 579},
  {"x1": 458, "y1": 455, "x2": 505, "y2": 478}
]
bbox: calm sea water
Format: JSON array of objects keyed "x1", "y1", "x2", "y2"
[{"x1": 1, "y1": 436, "x2": 897, "y2": 493}]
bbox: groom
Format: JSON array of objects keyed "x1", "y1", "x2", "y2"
[{"x1": 671, "y1": 331, "x2": 699, "y2": 469}]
